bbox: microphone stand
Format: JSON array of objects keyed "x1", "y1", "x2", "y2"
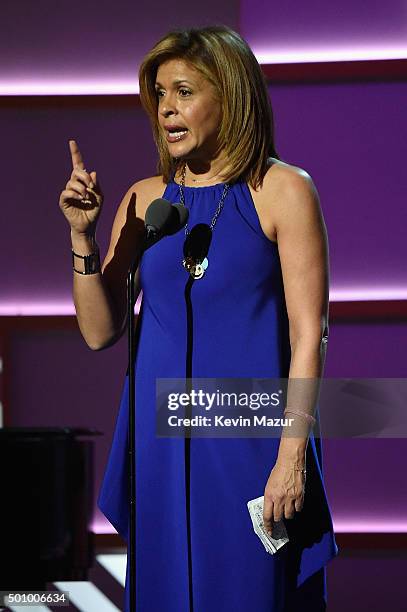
[
  {"x1": 127, "y1": 254, "x2": 138, "y2": 612},
  {"x1": 126, "y1": 204, "x2": 188, "y2": 611},
  {"x1": 127, "y1": 227, "x2": 159, "y2": 612}
]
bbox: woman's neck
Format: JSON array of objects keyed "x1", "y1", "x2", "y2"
[{"x1": 177, "y1": 157, "x2": 230, "y2": 186}]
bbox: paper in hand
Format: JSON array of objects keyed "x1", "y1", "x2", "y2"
[{"x1": 247, "y1": 495, "x2": 289, "y2": 554}]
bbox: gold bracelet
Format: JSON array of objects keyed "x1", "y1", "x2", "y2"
[{"x1": 284, "y1": 407, "x2": 316, "y2": 427}]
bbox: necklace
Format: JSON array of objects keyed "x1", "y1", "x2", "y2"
[
  {"x1": 191, "y1": 175, "x2": 221, "y2": 183},
  {"x1": 190, "y1": 170, "x2": 223, "y2": 183},
  {"x1": 186, "y1": 161, "x2": 227, "y2": 183},
  {"x1": 179, "y1": 162, "x2": 230, "y2": 280}
]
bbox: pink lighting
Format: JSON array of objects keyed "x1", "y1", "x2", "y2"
[
  {"x1": 252, "y1": 46, "x2": 407, "y2": 65},
  {"x1": 332, "y1": 519, "x2": 407, "y2": 534},
  {"x1": 0, "y1": 290, "x2": 405, "y2": 316},
  {"x1": 0, "y1": 78, "x2": 140, "y2": 97},
  {"x1": 330, "y1": 288, "x2": 407, "y2": 302},
  {"x1": 0, "y1": 296, "x2": 143, "y2": 316},
  {"x1": 92, "y1": 517, "x2": 118, "y2": 535},
  {"x1": 0, "y1": 302, "x2": 76, "y2": 316},
  {"x1": 91, "y1": 517, "x2": 407, "y2": 535},
  {"x1": 1, "y1": 46, "x2": 406, "y2": 96}
]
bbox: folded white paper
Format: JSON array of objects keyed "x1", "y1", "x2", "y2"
[{"x1": 247, "y1": 495, "x2": 289, "y2": 554}]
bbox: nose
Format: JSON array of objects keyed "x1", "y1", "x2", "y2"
[{"x1": 158, "y1": 92, "x2": 178, "y2": 118}]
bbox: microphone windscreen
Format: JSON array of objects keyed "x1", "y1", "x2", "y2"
[
  {"x1": 165, "y1": 204, "x2": 189, "y2": 235},
  {"x1": 145, "y1": 198, "x2": 172, "y2": 232}
]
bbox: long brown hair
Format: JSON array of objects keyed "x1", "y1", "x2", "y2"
[{"x1": 139, "y1": 26, "x2": 281, "y2": 189}]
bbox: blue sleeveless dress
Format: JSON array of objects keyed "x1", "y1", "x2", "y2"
[{"x1": 98, "y1": 178, "x2": 339, "y2": 611}]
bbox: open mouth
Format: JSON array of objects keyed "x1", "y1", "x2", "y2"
[{"x1": 165, "y1": 127, "x2": 189, "y2": 142}]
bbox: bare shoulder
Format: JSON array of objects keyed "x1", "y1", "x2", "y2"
[
  {"x1": 132, "y1": 174, "x2": 167, "y2": 195},
  {"x1": 127, "y1": 174, "x2": 168, "y2": 219},
  {"x1": 249, "y1": 158, "x2": 320, "y2": 242},
  {"x1": 103, "y1": 174, "x2": 167, "y2": 265},
  {"x1": 261, "y1": 158, "x2": 315, "y2": 196}
]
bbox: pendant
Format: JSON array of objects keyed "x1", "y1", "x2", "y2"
[
  {"x1": 182, "y1": 256, "x2": 209, "y2": 279},
  {"x1": 182, "y1": 224, "x2": 212, "y2": 280}
]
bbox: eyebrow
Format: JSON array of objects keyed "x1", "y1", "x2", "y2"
[{"x1": 155, "y1": 79, "x2": 195, "y2": 87}]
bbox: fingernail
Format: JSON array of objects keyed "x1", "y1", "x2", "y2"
[{"x1": 89, "y1": 181, "x2": 94, "y2": 189}]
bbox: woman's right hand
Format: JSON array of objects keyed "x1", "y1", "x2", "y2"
[{"x1": 59, "y1": 140, "x2": 104, "y2": 236}]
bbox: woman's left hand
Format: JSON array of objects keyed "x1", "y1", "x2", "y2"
[{"x1": 263, "y1": 459, "x2": 306, "y2": 536}]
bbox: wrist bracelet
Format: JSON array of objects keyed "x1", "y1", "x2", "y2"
[
  {"x1": 278, "y1": 462, "x2": 307, "y2": 474},
  {"x1": 72, "y1": 248, "x2": 101, "y2": 275},
  {"x1": 283, "y1": 407, "x2": 316, "y2": 427}
]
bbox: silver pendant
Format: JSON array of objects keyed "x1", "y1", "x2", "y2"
[{"x1": 182, "y1": 257, "x2": 208, "y2": 280}]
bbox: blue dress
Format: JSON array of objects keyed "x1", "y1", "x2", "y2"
[{"x1": 98, "y1": 177, "x2": 339, "y2": 611}]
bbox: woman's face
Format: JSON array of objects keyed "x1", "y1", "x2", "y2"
[{"x1": 155, "y1": 58, "x2": 222, "y2": 162}]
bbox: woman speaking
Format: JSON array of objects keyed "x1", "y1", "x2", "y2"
[{"x1": 59, "y1": 25, "x2": 338, "y2": 612}]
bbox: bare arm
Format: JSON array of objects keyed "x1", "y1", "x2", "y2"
[
  {"x1": 59, "y1": 140, "x2": 164, "y2": 350},
  {"x1": 71, "y1": 186, "x2": 145, "y2": 350},
  {"x1": 275, "y1": 170, "x2": 329, "y2": 462},
  {"x1": 261, "y1": 166, "x2": 330, "y2": 532}
]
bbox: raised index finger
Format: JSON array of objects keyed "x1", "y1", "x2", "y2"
[{"x1": 69, "y1": 139, "x2": 85, "y2": 170}]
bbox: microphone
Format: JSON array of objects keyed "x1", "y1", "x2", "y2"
[
  {"x1": 165, "y1": 204, "x2": 189, "y2": 236},
  {"x1": 144, "y1": 198, "x2": 189, "y2": 244},
  {"x1": 144, "y1": 198, "x2": 172, "y2": 240}
]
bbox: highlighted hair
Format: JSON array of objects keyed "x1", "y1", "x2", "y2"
[{"x1": 139, "y1": 26, "x2": 281, "y2": 189}]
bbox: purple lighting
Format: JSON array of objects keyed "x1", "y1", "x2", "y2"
[
  {"x1": 0, "y1": 290, "x2": 406, "y2": 316},
  {"x1": 0, "y1": 78, "x2": 140, "y2": 97},
  {"x1": 252, "y1": 45, "x2": 407, "y2": 65},
  {"x1": 332, "y1": 519, "x2": 407, "y2": 533},
  {"x1": 91, "y1": 517, "x2": 407, "y2": 535},
  {"x1": 330, "y1": 288, "x2": 407, "y2": 301},
  {"x1": 1, "y1": 45, "x2": 406, "y2": 96},
  {"x1": 0, "y1": 302, "x2": 76, "y2": 316}
]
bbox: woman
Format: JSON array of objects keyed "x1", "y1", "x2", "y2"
[{"x1": 59, "y1": 26, "x2": 338, "y2": 612}]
